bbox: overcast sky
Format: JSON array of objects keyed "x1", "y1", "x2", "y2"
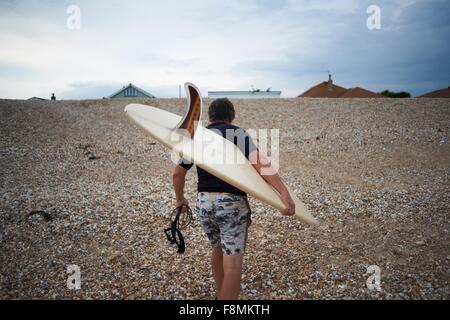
[{"x1": 0, "y1": 0, "x2": 449, "y2": 99}]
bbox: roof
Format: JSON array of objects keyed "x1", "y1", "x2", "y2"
[
  {"x1": 341, "y1": 87, "x2": 384, "y2": 98},
  {"x1": 208, "y1": 91, "x2": 282, "y2": 99},
  {"x1": 28, "y1": 97, "x2": 47, "y2": 101},
  {"x1": 299, "y1": 81, "x2": 347, "y2": 98},
  {"x1": 108, "y1": 83, "x2": 155, "y2": 99},
  {"x1": 208, "y1": 91, "x2": 281, "y2": 95},
  {"x1": 299, "y1": 75, "x2": 383, "y2": 98},
  {"x1": 418, "y1": 87, "x2": 450, "y2": 98}
]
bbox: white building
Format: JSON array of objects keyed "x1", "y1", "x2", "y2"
[{"x1": 208, "y1": 90, "x2": 282, "y2": 99}]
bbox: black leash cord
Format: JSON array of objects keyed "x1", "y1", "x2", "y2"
[{"x1": 164, "y1": 205, "x2": 193, "y2": 254}]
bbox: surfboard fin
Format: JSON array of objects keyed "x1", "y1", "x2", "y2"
[{"x1": 175, "y1": 83, "x2": 202, "y2": 138}]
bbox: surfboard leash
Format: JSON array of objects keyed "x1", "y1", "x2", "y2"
[{"x1": 164, "y1": 205, "x2": 193, "y2": 254}]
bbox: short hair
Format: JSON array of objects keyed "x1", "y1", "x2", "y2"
[{"x1": 208, "y1": 98, "x2": 235, "y2": 123}]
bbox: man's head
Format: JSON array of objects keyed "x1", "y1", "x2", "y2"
[{"x1": 208, "y1": 98, "x2": 235, "y2": 124}]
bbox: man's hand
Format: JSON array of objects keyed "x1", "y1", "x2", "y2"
[
  {"x1": 280, "y1": 191, "x2": 295, "y2": 216},
  {"x1": 176, "y1": 197, "x2": 189, "y2": 212},
  {"x1": 250, "y1": 150, "x2": 296, "y2": 217}
]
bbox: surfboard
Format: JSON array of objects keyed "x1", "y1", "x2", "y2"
[{"x1": 124, "y1": 83, "x2": 318, "y2": 226}]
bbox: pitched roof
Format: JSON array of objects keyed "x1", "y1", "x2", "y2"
[
  {"x1": 299, "y1": 75, "x2": 385, "y2": 98},
  {"x1": 108, "y1": 83, "x2": 155, "y2": 99},
  {"x1": 341, "y1": 87, "x2": 384, "y2": 98},
  {"x1": 299, "y1": 81, "x2": 348, "y2": 98},
  {"x1": 28, "y1": 97, "x2": 47, "y2": 101},
  {"x1": 299, "y1": 74, "x2": 348, "y2": 98},
  {"x1": 418, "y1": 87, "x2": 450, "y2": 98}
]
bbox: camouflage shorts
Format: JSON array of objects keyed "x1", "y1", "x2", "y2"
[{"x1": 196, "y1": 192, "x2": 251, "y2": 255}]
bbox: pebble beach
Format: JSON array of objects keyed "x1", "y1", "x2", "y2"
[{"x1": 0, "y1": 97, "x2": 449, "y2": 300}]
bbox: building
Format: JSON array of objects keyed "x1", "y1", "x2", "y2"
[
  {"x1": 299, "y1": 74, "x2": 383, "y2": 98},
  {"x1": 208, "y1": 89, "x2": 281, "y2": 99},
  {"x1": 341, "y1": 87, "x2": 383, "y2": 98},
  {"x1": 109, "y1": 83, "x2": 155, "y2": 99},
  {"x1": 418, "y1": 86, "x2": 450, "y2": 98},
  {"x1": 299, "y1": 74, "x2": 347, "y2": 98}
]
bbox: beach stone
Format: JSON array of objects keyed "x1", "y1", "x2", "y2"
[{"x1": 0, "y1": 97, "x2": 448, "y2": 300}]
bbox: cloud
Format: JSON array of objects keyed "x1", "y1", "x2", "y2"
[{"x1": 0, "y1": 0, "x2": 448, "y2": 98}]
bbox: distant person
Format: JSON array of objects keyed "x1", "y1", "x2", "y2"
[
  {"x1": 51, "y1": 93, "x2": 56, "y2": 101},
  {"x1": 172, "y1": 98, "x2": 295, "y2": 300}
]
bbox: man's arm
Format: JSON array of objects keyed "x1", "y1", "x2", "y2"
[
  {"x1": 249, "y1": 150, "x2": 295, "y2": 216},
  {"x1": 172, "y1": 165, "x2": 189, "y2": 208}
]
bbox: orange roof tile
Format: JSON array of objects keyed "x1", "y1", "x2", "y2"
[
  {"x1": 341, "y1": 87, "x2": 384, "y2": 98},
  {"x1": 419, "y1": 87, "x2": 450, "y2": 98},
  {"x1": 299, "y1": 81, "x2": 348, "y2": 98}
]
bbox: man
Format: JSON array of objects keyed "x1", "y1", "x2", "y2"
[{"x1": 172, "y1": 98, "x2": 295, "y2": 300}]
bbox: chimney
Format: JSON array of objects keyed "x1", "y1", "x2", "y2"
[{"x1": 327, "y1": 74, "x2": 333, "y2": 92}]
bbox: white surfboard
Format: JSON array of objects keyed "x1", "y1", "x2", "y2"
[{"x1": 124, "y1": 83, "x2": 318, "y2": 226}]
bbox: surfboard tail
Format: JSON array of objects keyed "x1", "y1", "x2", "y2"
[{"x1": 175, "y1": 83, "x2": 202, "y2": 138}]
